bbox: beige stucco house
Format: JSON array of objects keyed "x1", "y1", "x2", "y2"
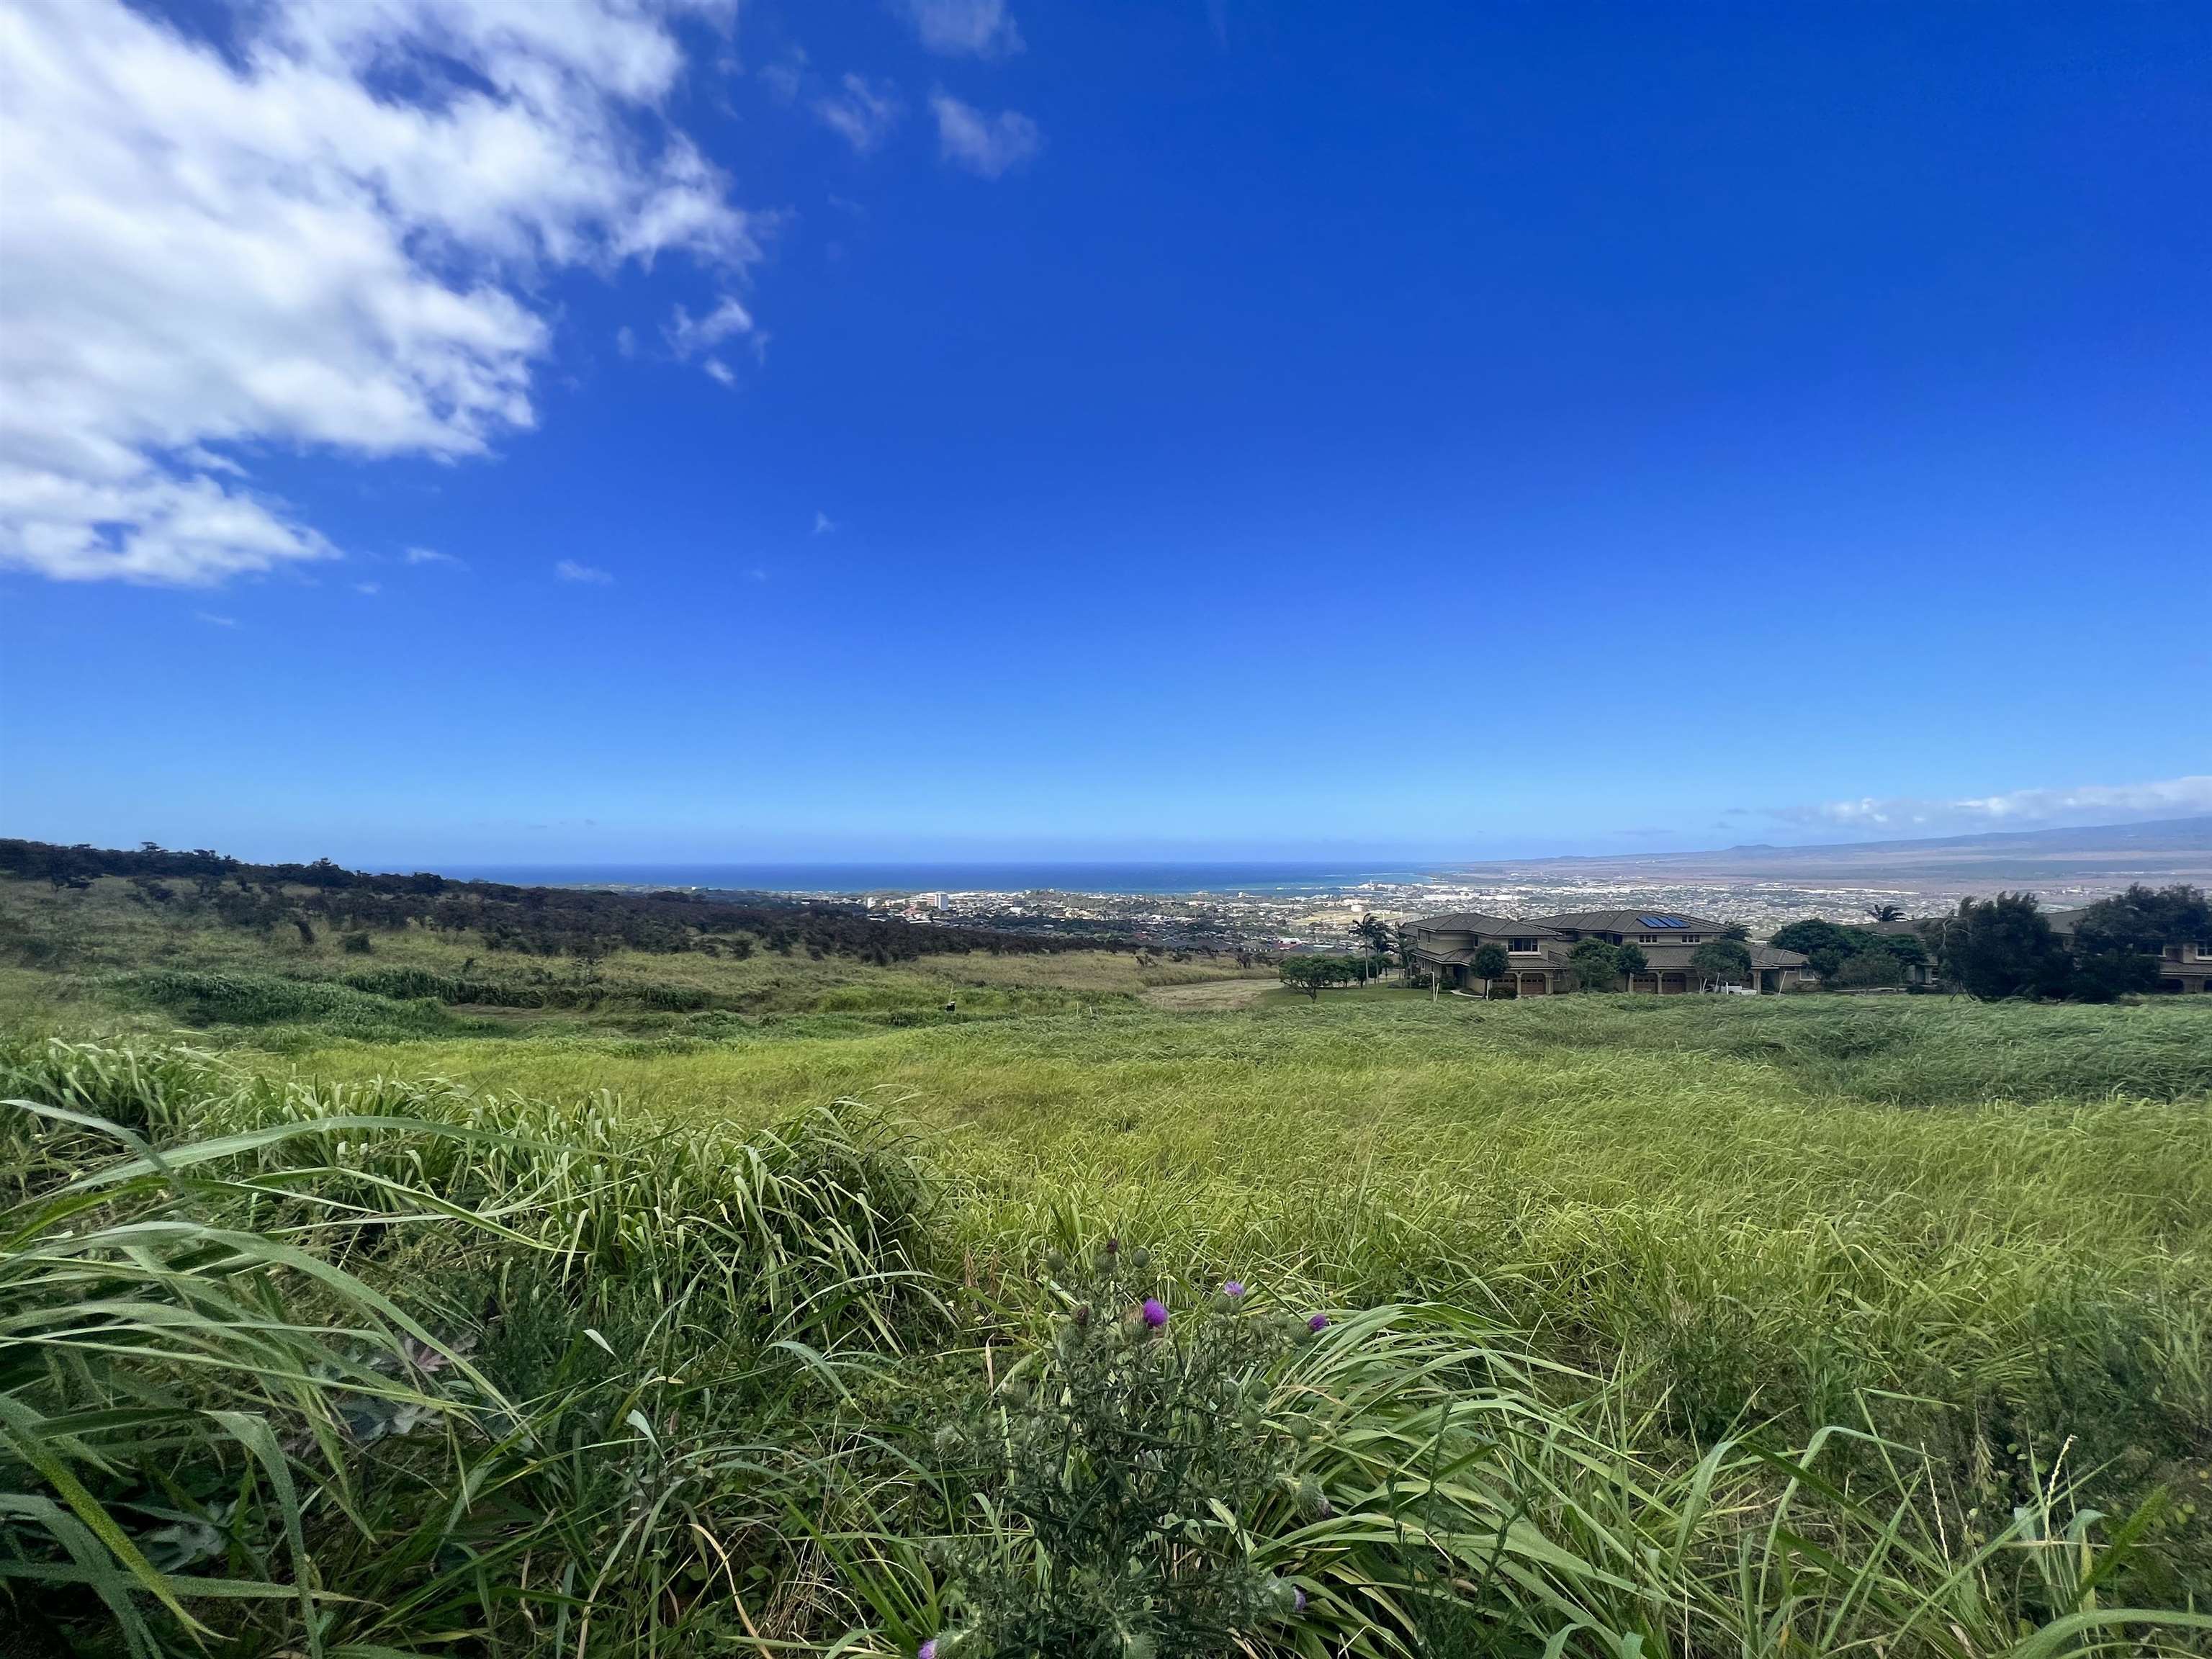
[{"x1": 1406, "y1": 909, "x2": 1812, "y2": 996}]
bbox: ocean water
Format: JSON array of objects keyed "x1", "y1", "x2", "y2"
[{"x1": 451, "y1": 862, "x2": 1436, "y2": 896}]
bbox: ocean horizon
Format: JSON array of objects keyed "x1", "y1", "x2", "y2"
[{"x1": 448, "y1": 861, "x2": 1441, "y2": 897}]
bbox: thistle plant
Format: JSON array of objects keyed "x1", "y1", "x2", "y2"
[{"x1": 926, "y1": 1241, "x2": 1318, "y2": 1659}]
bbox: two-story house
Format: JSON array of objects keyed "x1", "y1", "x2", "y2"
[{"x1": 1405, "y1": 909, "x2": 1812, "y2": 996}]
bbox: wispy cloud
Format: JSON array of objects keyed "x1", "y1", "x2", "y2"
[
  {"x1": 702, "y1": 359, "x2": 737, "y2": 387},
  {"x1": 194, "y1": 611, "x2": 238, "y2": 627},
  {"x1": 814, "y1": 74, "x2": 902, "y2": 154},
  {"x1": 353, "y1": 580, "x2": 380, "y2": 595},
  {"x1": 403, "y1": 547, "x2": 464, "y2": 568},
  {"x1": 812, "y1": 510, "x2": 837, "y2": 535},
  {"x1": 554, "y1": 559, "x2": 614, "y2": 585},
  {"x1": 930, "y1": 92, "x2": 1042, "y2": 178},
  {"x1": 896, "y1": 0, "x2": 1022, "y2": 58},
  {"x1": 1778, "y1": 773, "x2": 2212, "y2": 833},
  {"x1": 758, "y1": 49, "x2": 807, "y2": 105},
  {"x1": 665, "y1": 297, "x2": 755, "y2": 358}
]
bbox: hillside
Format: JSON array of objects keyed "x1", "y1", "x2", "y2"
[{"x1": 4, "y1": 868, "x2": 2211, "y2": 1655}]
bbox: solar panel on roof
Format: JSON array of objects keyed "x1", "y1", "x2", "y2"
[{"x1": 1637, "y1": 914, "x2": 1686, "y2": 928}]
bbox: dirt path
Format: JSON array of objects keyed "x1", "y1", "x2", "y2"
[{"x1": 1140, "y1": 977, "x2": 1275, "y2": 1011}]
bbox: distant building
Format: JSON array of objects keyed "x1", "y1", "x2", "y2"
[
  {"x1": 1406, "y1": 909, "x2": 1812, "y2": 996},
  {"x1": 2044, "y1": 909, "x2": 2212, "y2": 994}
]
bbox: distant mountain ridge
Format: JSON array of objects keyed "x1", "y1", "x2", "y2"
[{"x1": 1447, "y1": 817, "x2": 2212, "y2": 887}]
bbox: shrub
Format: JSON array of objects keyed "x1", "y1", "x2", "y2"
[{"x1": 928, "y1": 1244, "x2": 1312, "y2": 1659}]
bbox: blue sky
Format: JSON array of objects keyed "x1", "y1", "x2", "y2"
[{"x1": 2, "y1": 0, "x2": 2208, "y2": 865}]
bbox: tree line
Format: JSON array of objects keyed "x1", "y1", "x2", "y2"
[
  {"x1": 0, "y1": 839, "x2": 1123, "y2": 965},
  {"x1": 1923, "y1": 885, "x2": 2208, "y2": 1002}
]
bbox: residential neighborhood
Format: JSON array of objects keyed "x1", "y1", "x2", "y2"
[{"x1": 1406, "y1": 909, "x2": 1815, "y2": 996}]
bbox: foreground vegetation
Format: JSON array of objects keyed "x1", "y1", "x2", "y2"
[{"x1": 5, "y1": 874, "x2": 2212, "y2": 1654}]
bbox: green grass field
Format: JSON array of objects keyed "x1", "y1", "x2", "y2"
[{"x1": 6, "y1": 878, "x2": 2212, "y2": 1657}]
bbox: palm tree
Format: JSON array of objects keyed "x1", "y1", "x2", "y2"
[
  {"x1": 1865, "y1": 903, "x2": 1905, "y2": 923},
  {"x1": 1354, "y1": 913, "x2": 1394, "y2": 975}
]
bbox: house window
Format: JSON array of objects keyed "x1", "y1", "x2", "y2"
[
  {"x1": 2165, "y1": 945, "x2": 2184, "y2": 961},
  {"x1": 1681, "y1": 935, "x2": 1703, "y2": 943},
  {"x1": 1637, "y1": 934, "x2": 1660, "y2": 944},
  {"x1": 1509, "y1": 938, "x2": 1539, "y2": 954}
]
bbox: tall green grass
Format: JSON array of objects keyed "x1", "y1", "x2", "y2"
[{"x1": 4, "y1": 1030, "x2": 2211, "y2": 1655}]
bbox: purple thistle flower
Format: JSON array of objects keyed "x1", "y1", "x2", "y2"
[
  {"x1": 1293, "y1": 1587, "x2": 1308, "y2": 1615},
  {"x1": 1306, "y1": 1313, "x2": 1329, "y2": 1332},
  {"x1": 1222, "y1": 1280, "x2": 1246, "y2": 1298},
  {"x1": 1141, "y1": 1297, "x2": 1169, "y2": 1328},
  {"x1": 918, "y1": 1640, "x2": 938, "y2": 1659}
]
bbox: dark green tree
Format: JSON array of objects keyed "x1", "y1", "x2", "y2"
[
  {"x1": 1942, "y1": 893, "x2": 2071, "y2": 999},
  {"x1": 2069, "y1": 884, "x2": 2212, "y2": 1002},
  {"x1": 1864, "y1": 903, "x2": 1906, "y2": 923},
  {"x1": 1770, "y1": 918, "x2": 1861, "y2": 979},
  {"x1": 1472, "y1": 942, "x2": 1509, "y2": 998},
  {"x1": 1613, "y1": 941, "x2": 1648, "y2": 984},
  {"x1": 1691, "y1": 938, "x2": 1752, "y2": 990},
  {"x1": 1567, "y1": 937, "x2": 1621, "y2": 991},
  {"x1": 1857, "y1": 929, "x2": 1928, "y2": 974}
]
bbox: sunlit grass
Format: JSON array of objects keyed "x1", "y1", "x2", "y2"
[{"x1": 6, "y1": 878, "x2": 2212, "y2": 1653}]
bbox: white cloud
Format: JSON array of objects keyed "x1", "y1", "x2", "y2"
[
  {"x1": 896, "y1": 0, "x2": 1022, "y2": 58},
  {"x1": 702, "y1": 359, "x2": 737, "y2": 387},
  {"x1": 1783, "y1": 773, "x2": 2212, "y2": 833},
  {"x1": 930, "y1": 92, "x2": 1041, "y2": 178},
  {"x1": 403, "y1": 546, "x2": 464, "y2": 567},
  {"x1": 1951, "y1": 774, "x2": 2212, "y2": 822},
  {"x1": 812, "y1": 510, "x2": 837, "y2": 535},
  {"x1": 354, "y1": 581, "x2": 381, "y2": 595},
  {"x1": 813, "y1": 73, "x2": 902, "y2": 154},
  {"x1": 0, "y1": 0, "x2": 757, "y2": 587},
  {"x1": 664, "y1": 296, "x2": 755, "y2": 357},
  {"x1": 195, "y1": 611, "x2": 239, "y2": 627},
  {"x1": 616, "y1": 325, "x2": 637, "y2": 358},
  {"x1": 554, "y1": 559, "x2": 613, "y2": 584}
]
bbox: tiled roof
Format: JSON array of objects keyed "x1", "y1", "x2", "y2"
[
  {"x1": 1411, "y1": 912, "x2": 1565, "y2": 938},
  {"x1": 1532, "y1": 909, "x2": 1730, "y2": 934}
]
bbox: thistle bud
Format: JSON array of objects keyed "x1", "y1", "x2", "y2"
[
  {"x1": 932, "y1": 1425, "x2": 963, "y2": 1457},
  {"x1": 1128, "y1": 1246, "x2": 1152, "y2": 1272},
  {"x1": 1295, "y1": 1476, "x2": 1330, "y2": 1519}
]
